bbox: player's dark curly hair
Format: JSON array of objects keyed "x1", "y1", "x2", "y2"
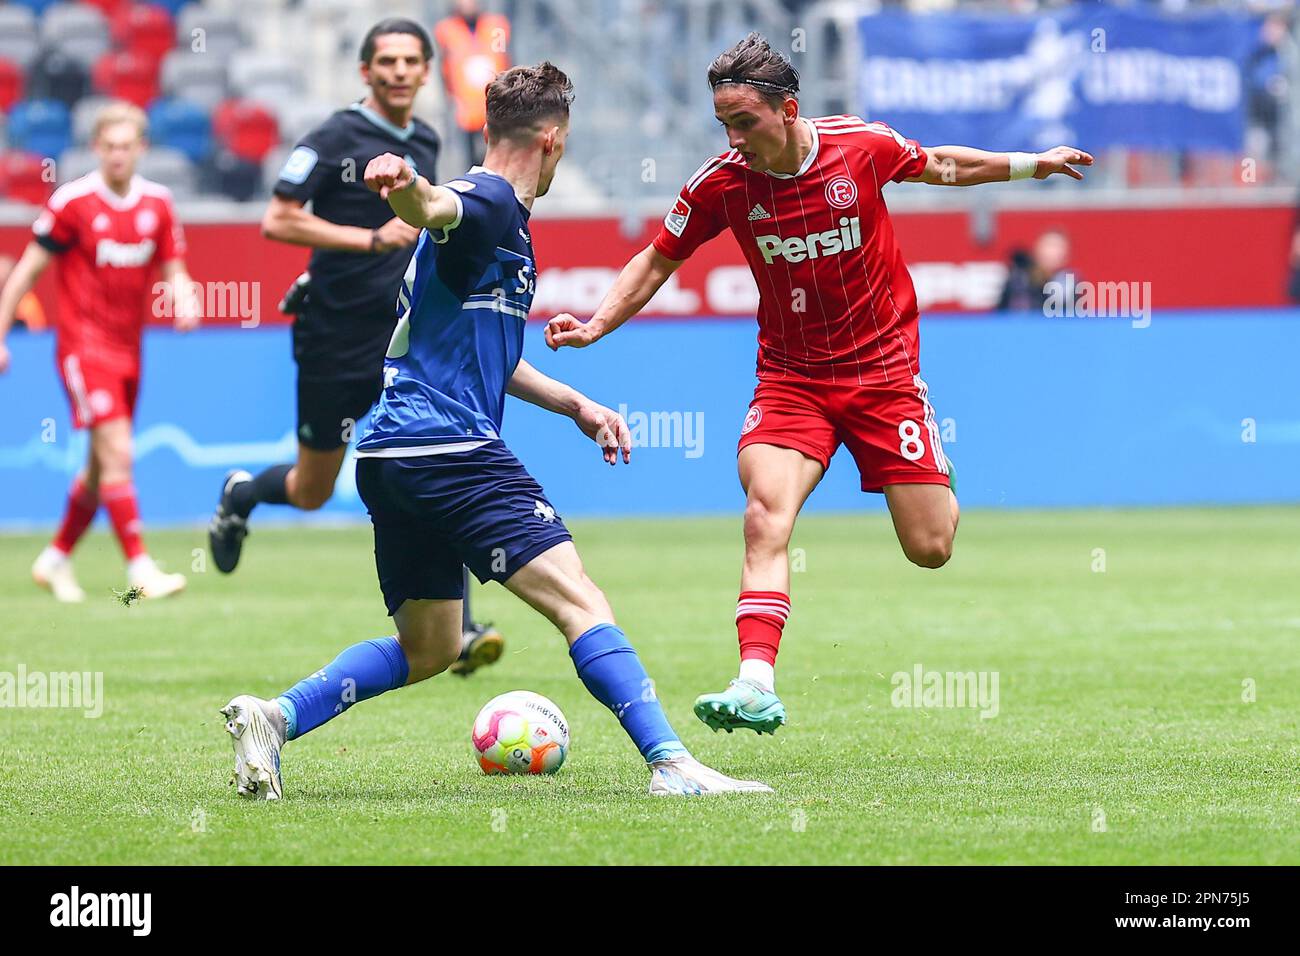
[
  {"x1": 485, "y1": 62, "x2": 575, "y2": 142},
  {"x1": 708, "y1": 32, "x2": 800, "y2": 109},
  {"x1": 359, "y1": 17, "x2": 434, "y2": 64}
]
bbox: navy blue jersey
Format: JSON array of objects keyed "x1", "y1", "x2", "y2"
[{"x1": 356, "y1": 168, "x2": 536, "y2": 455}]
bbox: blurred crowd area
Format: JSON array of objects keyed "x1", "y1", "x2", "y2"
[{"x1": 0, "y1": 0, "x2": 1293, "y2": 212}]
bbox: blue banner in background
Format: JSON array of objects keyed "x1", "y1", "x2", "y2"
[
  {"x1": 0, "y1": 312, "x2": 1296, "y2": 529},
  {"x1": 859, "y1": 9, "x2": 1259, "y2": 152}
]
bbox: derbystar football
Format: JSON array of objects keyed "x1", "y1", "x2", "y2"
[{"x1": 471, "y1": 691, "x2": 569, "y2": 775}]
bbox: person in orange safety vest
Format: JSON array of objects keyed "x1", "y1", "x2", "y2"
[{"x1": 434, "y1": 0, "x2": 510, "y2": 166}]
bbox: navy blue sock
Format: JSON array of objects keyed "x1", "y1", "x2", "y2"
[
  {"x1": 232, "y1": 463, "x2": 292, "y2": 517},
  {"x1": 277, "y1": 636, "x2": 409, "y2": 740},
  {"x1": 569, "y1": 623, "x2": 688, "y2": 764}
]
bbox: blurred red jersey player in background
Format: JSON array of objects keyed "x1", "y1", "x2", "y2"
[{"x1": 0, "y1": 101, "x2": 200, "y2": 602}]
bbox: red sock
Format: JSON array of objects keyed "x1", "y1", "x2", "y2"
[
  {"x1": 101, "y1": 481, "x2": 145, "y2": 561},
  {"x1": 52, "y1": 476, "x2": 99, "y2": 555},
  {"x1": 736, "y1": 590, "x2": 790, "y2": 665}
]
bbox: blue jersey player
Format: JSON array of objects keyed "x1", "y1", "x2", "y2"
[{"x1": 220, "y1": 62, "x2": 772, "y2": 798}]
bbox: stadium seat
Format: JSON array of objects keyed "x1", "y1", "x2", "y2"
[
  {"x1": 137, "y1": 144, "x2": 197, "y2": 197},
  {"x1": 8, "y1": 0, "x2": 61, "y2": 15},
  {"x1": 113, "y1": 4, "x2": 177, "y2": 64},
  {"x1": 0, "y1": 59, "x2": 25, "y2": 114},
  {"x1": 82, "y1": 0, "x2": 130, "y2": 16},
  {"x1": 0, "y1": 150, "x2": 55, "y2": 204},
  {"x1": 227, "y1": 51, "x2": 302, "y2": 102},
  {"x1": 260, "y1": 142, "x2": 291, "y2": 191},
  {"x1": 151, "y1": 0, "x2": 193, "y2": 18},
  {"x1": 160, "y1": 49, "x2": 228, "y2": 110},
  {"x1": 69, "y1": 94, "x2": 117, "y2": 144},
  {"x1": 0, "y1": 7, "x2": 41, "y2": 71},
  {"x1": 148, "y1": 97, "x2": 211, "y2": 162},
  {"x1": 212, "y1": 98, "x2": 279, "y2": 163},
  {"x1": 56, "y1": 144, "x2": 97, "y2": 182},
  {"x1": 7, "y1": 99, "x2": 71, "y2": 159},
  {"x1": 40, "y1": 2, "x2": 111, "y2": 67},
  {"x1": 27, "y1": 48, "x2": 91, "y2": 108},
  {"x1": 202, "y1": 147, "x2": 261, "y2": 201},
  {"x1": 91, "y1": 51, "x2": 160, "y2": 107},
  {"x1": 271, "y1": 99, "x2": 335, "y2": 147},
  {"x1": 175, "y1": 4, "x2": 247, "y2": 59}
]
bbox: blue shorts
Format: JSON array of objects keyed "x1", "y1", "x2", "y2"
[{"x1": 355, "y1": 442, "x2": 573, "y2": 616}]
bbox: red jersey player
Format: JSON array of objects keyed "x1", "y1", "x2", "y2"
[
  {"x1": 546, "y1": 34, "x2": 1092, "y2": 734},
  {"x1": 0, "y1": 102, "x2": 199, "y2": 602}
]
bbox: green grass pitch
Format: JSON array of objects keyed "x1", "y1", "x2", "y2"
[{"x1": 1, "y1": 507, "x2": 1296, "y2": 865}]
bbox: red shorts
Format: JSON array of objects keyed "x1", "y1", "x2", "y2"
[
  {"x1": 58, "y1": 352, "x2": 139, "y2": 428},
  {"x1": 737, "y1": 377, "x2": 951, "y2": 493}
]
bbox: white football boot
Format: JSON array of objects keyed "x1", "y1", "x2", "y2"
[
  {"x1": 648, "y1": 755, "x2": 774, "y2": 796},
  {"x1": 31, "y1": 547, "x2": 86, "y2": 603},
  {"x1": 221, "y1": 695, "x2": 285, "y2": 801},
  {"x1": 127, "y1": 555, "x2": 186, "y2": 599}
]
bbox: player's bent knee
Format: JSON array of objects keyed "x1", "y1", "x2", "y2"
[
  {"x1": 291, "y1": 483, "x2": 333, "y2": 511},
  {"x1": 903, "y1": 533, "x2": 953, "y2": 569},
  {"x1": 743, "y1": 497, "x2": 794, "y2": 551}
]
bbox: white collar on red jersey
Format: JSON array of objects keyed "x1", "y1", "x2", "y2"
[
  {"x1": 763, "y1": 117, "x2": 820, "y2": 180},
  {"x1": 88, "y1": 171, "x2": 144, "y2": 210}
]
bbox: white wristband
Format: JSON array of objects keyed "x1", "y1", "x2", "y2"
[{"x1": 1008, "y1": 152, "x2": 1038, "y2": 181}]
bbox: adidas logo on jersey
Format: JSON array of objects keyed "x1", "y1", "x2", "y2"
[
  {"x1": 755, "y1": 217, "x2": 862, "y2": 265},
  {"x1": 747, "y1": 203, "x2": 771, "y2": 222}
]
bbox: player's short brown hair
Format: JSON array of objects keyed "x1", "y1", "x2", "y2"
[
  {"x1": 707, "y1": 33, "x2": 800, "y2": 110},
  {"x1": 93, "y1": 101, "x2": 148, "y2": 142},
  {"x1": 485, "y1": 62, "x2": 574, "y2": 142}
]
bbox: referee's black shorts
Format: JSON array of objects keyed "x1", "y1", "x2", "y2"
[{"x1": 291, "y1": 303, "x2": 391, "y2": 451}]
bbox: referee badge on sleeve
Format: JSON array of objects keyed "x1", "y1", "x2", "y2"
[{"x1": 279, "y1": 146, "x2": 319, "y2": 185}]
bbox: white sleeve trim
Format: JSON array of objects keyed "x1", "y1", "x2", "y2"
[{"x1": 430, "y1": 187, "x2": 465, "y2": 245}]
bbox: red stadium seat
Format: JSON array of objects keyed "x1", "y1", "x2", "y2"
[
  {"x1": 0, "y1": 57, "x2": 24, "y2": 113},
  {"x1": 0, "y1": 151, "x2": 55, "y2": 205},
  {"x1": 113, "y1": 4, "x2": 176, "y2": 64},
  {"x1": 91, "y1": 51, "x2": 160, "y2": 107},
  {"x1": 83, "y1": 0, "x2": 131, "y2": 16},
  {"x1": 212, "y1": 99, "x2": 279, "y2": 163}
]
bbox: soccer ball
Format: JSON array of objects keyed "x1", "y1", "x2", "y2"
[{"x1": 472, "y1": 691, "x2": 569, "y2": 775}]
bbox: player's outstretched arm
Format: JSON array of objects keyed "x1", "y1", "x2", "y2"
[
  {"x1": 363, "y1": 153, "x2": 460, "y2": 233},
  {"x1": 545, "y1": 244, "x2": 683, "y2": 350},
  {"x1": 909, "y1": 145, "x2": 1094, "y2": 186},
  {"x1": 261, "y1": 195, "x2": 417, "y2": 254},
  {"x1": 507, "y1": 358, "x2": 632, "y2": 466},
  {"x1": 0, "y1": 241, "x2": 53, "y2": 374}
]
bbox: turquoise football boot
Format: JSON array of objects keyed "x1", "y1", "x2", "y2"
[{"x1": 693, "y1": 678, "x2": 787, "y2": 735}]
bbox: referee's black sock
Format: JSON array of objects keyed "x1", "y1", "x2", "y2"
[{"x1": 231, "y1": 464, "x2": 293, "y2": 518}]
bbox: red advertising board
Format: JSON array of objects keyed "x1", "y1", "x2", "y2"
[{"x1": 1, "y1": 204, "x2": 1291, "y2": 327}]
